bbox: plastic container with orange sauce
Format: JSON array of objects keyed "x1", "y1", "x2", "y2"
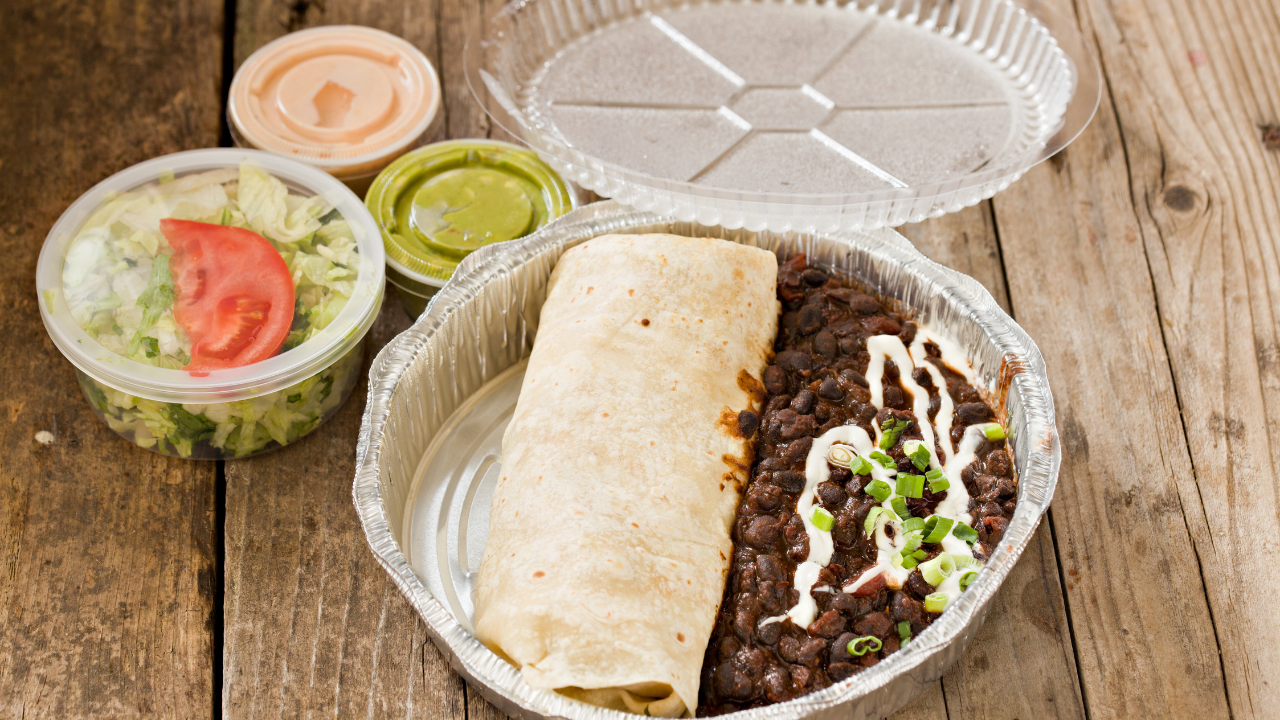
[{"x1": 227, "y1": 26, "x2": 441, "y2": 195}]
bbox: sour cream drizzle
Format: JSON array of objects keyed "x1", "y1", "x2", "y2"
[{"x1": 762, "y1": 327, "x2": 990, "y2": 628}]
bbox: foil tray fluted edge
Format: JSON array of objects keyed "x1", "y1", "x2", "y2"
[{"x1": 353, "y1": 200, "x2": 1061, "y2": 720}]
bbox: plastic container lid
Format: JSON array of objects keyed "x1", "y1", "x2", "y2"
[
  {"x1": 366, "y1": 139, "x2": 574, "y2": 284},
  {"x1": 466, "y1": 0, "x2": 1100, "y2": 232},
  {"x1": 229, "y1": 26, "x2": 441, "y2": 179},
  {"x1": 36, "y1": 149, "x2": 386, "y2": 404}
]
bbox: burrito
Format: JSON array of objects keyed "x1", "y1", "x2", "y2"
[{"x1": 474, "y1": 233, "x2": 780, "y2": 717}]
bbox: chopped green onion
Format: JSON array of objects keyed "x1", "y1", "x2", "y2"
[
  {"x1": 980, "y1": 422, "x2": 1006, "y2": 441},
  {"x1": 959, "y1": 571, "x2": 979, "y2": 591},
  {"x1": 850, "y1": 456, "x2": 874, "y2": 476},
  {"x1": 810, "y1": 507, "x2": 835, "y2": 532},
  {"x1": 869, "y1": 450, "x2": 896, "y2": 470},
  {"x1": 904, "y1": 440, "x2": 931, "y2": 470},
  {"x1": 925, "y1": 468, "x2": 945, "y2": 483},
  {"x1": 827, "y1": 444, "x2": 856, "y2": 468},
  {"x1": 879, "y1": 418, "x2": 911, "y2": 449},
  {"x1": 902, "y1": 517, "x2": 926, "y2": 534},
  {"x1": 899, "y1": 554, "x2": 919, "y2": 570},
  {"x1": 928, "y1": 475, "x2": 950, "y2": 494},
  {"x1": 864, "y1": 506, "x2": 886, "y2": 535},
  {"x1": 891, "y1": 496, "x2": 911, "y2": 520},
  {"x1": 901, "y1": 531, "x2": 923, "y2": 554},
  {"x1": 865, "y1": 480, "x2": 892, "y2": 503},
  {"x1": 952, "y1": 521, "x2": 979, "y2": 545},
  {"x1": 922, "y1": 515, "x2": 954, "y2": 543},
  {"x1": 924, "y1": 592, "x2": 949, "y2": 613},
  {"x1": 898, "y1": 621, "x2": 912, "y2": 644},
  {"x1": 953, "y1": 554, "x2": 983, "y2": 571},
  {"x1": 912, "y1": 549, "x2": 928, "y2": 560},
  {"x1": 896, "y1": 473, "x2": 925, "y2": 499},
  {"x1": 847, "y1": 636, "x2": 883, "y2": 656},
  {"x1": 920, "y1": 553, "x2": 957, "y2": 586}
]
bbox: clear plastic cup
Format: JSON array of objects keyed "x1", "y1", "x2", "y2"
[
  {"x1": 366, "y1": 139, "x2": 575, "y2": 317},
  {"x1": 36, "y1": 149, "x2": 386, "y2": 459},
  {"x1": 228, "y1": 26, "x2": 442, "y2": 195}
]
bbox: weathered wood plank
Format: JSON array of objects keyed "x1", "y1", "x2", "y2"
[
  {"x1": 989, "y1": 0, "x2": 1232, "y2": 716},
  {"x1": 0, "y1": 0, "x2": 223, "y2": 717},
  {"x1": 1075, "y1": 0, "x2": 1280, "y2": 716},
  {"x1": 223, "y1": 4, "x2": 469, "y2": 719},
  {"x1": 897, "y1": 206, "x2": 1085, "y2": 720}
]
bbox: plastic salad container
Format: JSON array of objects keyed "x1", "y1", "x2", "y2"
[
  {"x1": 366, "y1": 139, "x2": 574, "y2": 318},
  {"x1": 36, "y1": 149, "x2": 385, "y2": 460},
  {"x1": 228, "y1": 26, "x2": 441, "y2": 195}
]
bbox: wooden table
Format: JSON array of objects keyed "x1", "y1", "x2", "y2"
[{"x1": 1, "y1": 0, "x2": 1272, "y2": 717}]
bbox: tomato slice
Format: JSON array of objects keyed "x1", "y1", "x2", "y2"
[{"x1": 160, "y1": 219, "x2": 295, "y2": 372}]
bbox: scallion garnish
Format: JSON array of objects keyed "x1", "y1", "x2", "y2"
[
  {"x1": 827, "y1": 444, "x2": 856, "y2": 468},
  {"x1": 920, "y1": 553, "x2": 957, "y2": 586},
  {"x1": 810, "y1": 507, "x2": 835, "y2": 532},
  {"x1": 903, "y1": 517, "x2": 926, "y2": 534},
  {"x1": 901, "y1": 531, "x2": 923, "y2": 554},
  {"x1": 922, "y1": 515, "x2": 954, "y2": 543},
  {"x1": 912, "y1": 549, "x2": 928, "y2": 560},
  {"x1": 904, "y1": 440, "x2": 931, "y2": 470},
  {"x1": 899, "y1": 554, "x2": 919, "y2": 570},
  {"x1": 847, "y1": 636, "x2": 883, "y2": 656},
  {"x1": 898, "y1": 621, "x2": 912, "y2": 644},
  {"x1": 850, "y1": 456, "x2": 874, "y2": 476},
  {"x1": 924, "y1": 592, "x2": 949, "y2": 613},
  {"x1": 864, "y1": 506, "x2": 886, "y2": 535},
  {"x1": 865, "y1": 479, "x2": 892, "y2": 503},
  {"x1": 953, "y1": 554, "x2": 983, "y2": 571},
  {"x1": 891, "y1": 496, "x2": 911, "y2": 520},
  {"x1": 869, "y1": 450, "x2": 896, "y2": 470},
  {"x1": 879, "y1": 418, "x2": 911, "y2": 449},
  {"x1": 896, "y1": 473, "x2": 925, "y2": 499},
  {"x1": 952, "y1": 521, "x2": 979, "y2": 545},
  {"x1": 980, "y1": 422, "x2": 1006, "y2": 441},
  {"x1": 928, "y1": 475, "x2": 950, "y2": 493},
  {"x1": 959, "y1": 570, "x2": 979, "y2": 591}
]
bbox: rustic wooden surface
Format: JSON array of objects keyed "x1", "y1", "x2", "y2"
[{"x1": 1, "y1": 0, "x2": 1276, "y2": 717}]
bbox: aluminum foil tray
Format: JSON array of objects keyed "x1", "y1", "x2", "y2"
[
  {"x1": 466, "y1": 0, "x2": 1099, "y2": 232},
  {"x1": 354, "y1": 201, "x2": 1060, "y2": 719}
]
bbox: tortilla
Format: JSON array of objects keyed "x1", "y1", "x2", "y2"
[{"x1": 474, "y1": 233, "x2": 780, "y2": 717}]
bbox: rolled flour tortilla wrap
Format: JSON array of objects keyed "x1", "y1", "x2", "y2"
[{"x1": 474, "y1": 234, "x2": 780, "y2": 717}]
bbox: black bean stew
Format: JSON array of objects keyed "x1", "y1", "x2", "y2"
[{"x1": 697, "y1": 255, "x2": 1017, "y2": 715}]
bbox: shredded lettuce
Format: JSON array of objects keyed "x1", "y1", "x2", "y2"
[
  {"x1": 76, "y1": 345, "x2": 361, "y2": 459},
  {"x1": 60, "y1": 161, "x2": 365, "y2": 458},
  {"x1": 60, "y1": 161, "x2": 358, "y2": 368}
]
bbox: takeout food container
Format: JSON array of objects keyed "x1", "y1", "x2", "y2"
[
  {"x1": 366, "y1": 139, "x2": 575, "y2": 318},
  {"x1": 228, "y1": 25, "x2": 442, "y2": 195},
  {"x1": 36, "y1": 149, "x2": 385, "y2": 459},
  {"x1": 466, "y1": 0, "x2": 1099, "y2": 232},
  {"x1": 353, "y1": 201, "x2": 1060, "y2": 718}
]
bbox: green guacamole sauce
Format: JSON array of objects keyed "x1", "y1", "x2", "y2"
[{"x1": 367, "y1": 141, "x2": 573, "y2": 283}]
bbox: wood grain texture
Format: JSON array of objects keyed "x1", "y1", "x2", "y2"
[
  {"x1": 0, "y1": 0, "x2": 223, "y2": 717},
  {"x1": 898, "y1": 206, "x2": 1085, "y2": 720},
  {"x1": 1077, "y1": 0, "x2": 1280, "y2": 716},
  {"x1": 989, "y1": 0, "x2": 1232, "y2": 716},
  {"x1": 222, "y1": 292, "x2": 471, "y2": 720}
]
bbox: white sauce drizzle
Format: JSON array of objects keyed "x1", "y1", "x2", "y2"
[{"x1": 761, "y1": 326, "x2": 994, "y2": 626}]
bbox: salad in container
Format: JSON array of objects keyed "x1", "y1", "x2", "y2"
[{"x1": 36, "y1": 149, "x2": 385, "y2": 459}]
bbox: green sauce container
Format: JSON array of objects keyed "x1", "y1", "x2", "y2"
[{"x1": 366, "y1": 139, "x2": 574, "y2": 317}]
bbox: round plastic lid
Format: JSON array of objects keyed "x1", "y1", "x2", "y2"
[
  {"x1": 36, "y1": 149, "x2": 386, "y2": 404},
  {"x1": 467, "y1": 0, "x2": 1100, "y2": 232},
  {"x1": 229, "y1": 26, "x2": 440, "y2": 177},
  {"x1": 366, "y1": 140, "x2": 574, "y2": 283}
]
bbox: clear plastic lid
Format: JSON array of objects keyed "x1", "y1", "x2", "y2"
[
  {"x1": 229, "y1": 26, "x2": 441, "y2": 178},
  {"x1": 36, "y1": 149, "x2": 386, "y2": 404},
  {"x1": 467, "y1": 0, "x2": 1100, "y2": 232}
]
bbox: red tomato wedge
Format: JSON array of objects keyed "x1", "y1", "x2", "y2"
[{"x1": 160, "y1": 219, "x2": 295, "y2": 372}]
